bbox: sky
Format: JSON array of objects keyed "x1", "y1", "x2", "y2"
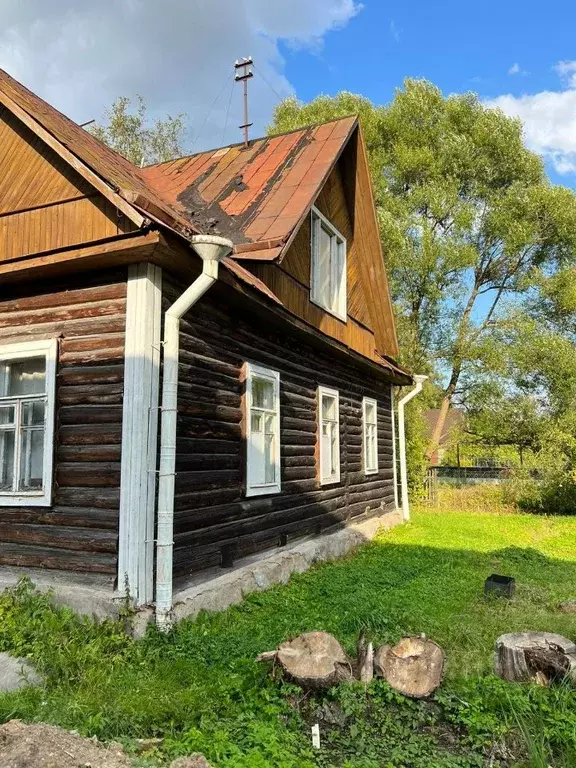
[{"x1": 2, "y1": 0, "x2": 576, "y2": 187}]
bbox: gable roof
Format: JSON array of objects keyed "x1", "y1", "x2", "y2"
[
  {"x1": 141, "y1": 116, "x2": 358, "y2": 258},
  {"x1": 0, "y1": 69, "x2": 195, "y2": 237},
  {"x1": 0, "y1": 69, "x2": 406, "y2": 378}
]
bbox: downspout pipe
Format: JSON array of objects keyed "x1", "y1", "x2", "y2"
[
  {"x1": 397, "y1": 375, "x2": 428, "y2": 522},
  {"x1": 156, "y1": 235, "x2": 233, "y2": 629}
]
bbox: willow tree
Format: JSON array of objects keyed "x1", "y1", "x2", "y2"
[{"x1": 270, "y1": 81, "x2": 576, "y2": 457}]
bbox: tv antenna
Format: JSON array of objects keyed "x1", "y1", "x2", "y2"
[{"x1": 235, "y1": 56, "x2": 253, "y2": 148}]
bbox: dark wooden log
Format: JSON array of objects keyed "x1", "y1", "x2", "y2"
[
  {"x1": 0, "y1": 543, "x2": 116, "y2": 573},
  {"x1": 58, "y1": 405, "x2": 123, "y2": 425},
  {"x1": 0, "y1": 523, "x2": 117, "y2": 553},
  {"x1": 56, "y1": 462, "x2": 121, "y2": 488}
]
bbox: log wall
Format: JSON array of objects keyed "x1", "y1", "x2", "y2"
[
  {"x1": 0, "y1": 270, "x2": 127, "y2": 575},
  {"x1": 169, "y1": 280, "x2": 396, "y2": 578}
]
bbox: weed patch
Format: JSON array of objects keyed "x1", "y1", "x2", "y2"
[{"x1": 0, "y1": 509, "x2": 575, "y2": 766}]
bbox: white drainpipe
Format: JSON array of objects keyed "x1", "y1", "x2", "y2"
[
  {"x1": 156, "y1": 234, "x2": 233, "y2": 630},
  {"x1": 397, "y1": 374, "x2": 428, "y2": 522}
]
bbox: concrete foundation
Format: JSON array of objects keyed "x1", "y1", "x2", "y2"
[
  {"x1": 171, "y1": 507, "x2": 402, "y2": 622},
  {"x1": 0, "y1": 507, "x2": 402, "y2": 625}
]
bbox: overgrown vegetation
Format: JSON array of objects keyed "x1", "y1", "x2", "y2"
[{"x1": 1, "y1": 509, "x2": 575, "y2": 766}]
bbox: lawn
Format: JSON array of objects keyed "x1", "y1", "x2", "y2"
[{"x1": 1, "y1": 508, "x2": 576, "y2": 767}]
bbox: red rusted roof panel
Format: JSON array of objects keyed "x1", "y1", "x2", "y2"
[{"x1": 142, "y1": 115, "x2": 358, "y2": 249}]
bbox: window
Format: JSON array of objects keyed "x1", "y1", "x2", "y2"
[
  {"x1": 318, "y1": 386, "x2": 340, "y2": 484},
  {"x1": 0, "y1": 339, "x2": 57, "y2": 506},
  {"x1": 363, "y1": 397, "x2": 378, "y2": 475},
  {"x1": 311, "y1": 207, "x2": 347, "y2": 321},
  {"x1": 245, "y1": 363, "x2": 281, "y2": 496}
]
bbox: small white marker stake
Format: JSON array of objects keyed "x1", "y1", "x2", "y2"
[{"x1": 312, "y1": 723, "x2": 321, "y2": 749}]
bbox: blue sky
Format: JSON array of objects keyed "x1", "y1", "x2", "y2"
[
  {"x1": 280, "y1": 0, "x2": 576, "y2": 187},
  {"x1": 2, "y1": 0, "x2": 576, "y2": 185}
]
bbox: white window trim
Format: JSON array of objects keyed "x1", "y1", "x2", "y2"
[
  {"x1": 362, "y1": 396, "x2": 379, "y2": 476},
  {"x1": 245, "y1": 362, "x2": 281, "y2": 497},
  {"x1": 318, "y1": 385, "x2": 341, "y2": 485},
  {"x1": 310, "y1": 206, "x2": 347, "y2": 322},
  {"x1": 0, "y1": 338, "x2": 57, "y2": 507}
]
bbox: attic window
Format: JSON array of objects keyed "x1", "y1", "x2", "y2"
[{"x1": 310, "y1": 207, "x2": 347, "y2": 321}]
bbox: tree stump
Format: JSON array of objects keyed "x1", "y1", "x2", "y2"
[
  {"x1": 256, "y1": 631, "x2": 353, "y2": 689},
  {"x1": 495, "y1": 632, "x2": 576, "y2": 685},
  {"x1": 374, "y1": 636, "x2": 445, "y2": 698}
]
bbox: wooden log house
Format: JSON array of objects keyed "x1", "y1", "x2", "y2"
[{"x1": 0, "y1": 69, "x2": 411, "y2": 616}]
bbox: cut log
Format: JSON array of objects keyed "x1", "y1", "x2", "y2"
[
  {"x1": 356, "y1": 632, "x2": 374, "y2": 684},
  {"x1": 495, "y1": 632, "x2": 576, "y2": 685},
  {"x1": 255, "y1": 631, "x2": 353, "y2": 689},
  {"x1": 374, "y1": 636, "x2": 445, "y2": 698}
]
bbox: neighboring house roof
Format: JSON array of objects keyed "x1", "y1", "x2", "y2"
[
  {"x1": 425, "y1": 409, "x2": 465, "y2": 446},
  {"x1": 141, "y1": 116, "x2": 358, "y2": 258}
]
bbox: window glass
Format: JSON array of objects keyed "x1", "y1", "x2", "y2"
[
  {"x1": 0, "y1": 358, "x2": 46, "y2": 397},
  {"x1": 311, "y1": 209, "x2": 346, "y2": 319},
  {"x1": 319, "y1": 388, "x2": 340, "y2": 484},
  {"x1": 363, "y1": 398, "x2": 378, "y2": 474},
  {"x1": 246, "y1": 365, "x2": 281, "y2": 496},
  {"x1": 252, "y1": 377, "x2": 274, "y2": 410},
  {"x1": 0, "y1": 431, "x2": 15, "y2": 491},
  {"x1": 0, "y1": 345, "x2": 54, "y2": 503}
]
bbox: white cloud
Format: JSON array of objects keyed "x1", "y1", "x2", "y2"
[
  {"x1": 554, "y1": 60, "x2": 576, "y2": 88},
  {"x1": 508, "y1": 62, "x2": 528, "y2": 76},
  {"x1": 487, "y1": 62, "x2": 576, "y2": 175},
  {"x1": 0, "y1": 0, "x2": 362, "y2": 151}
]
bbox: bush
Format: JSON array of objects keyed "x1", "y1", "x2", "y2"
[{"x1": 503, "y1": 469, "x2": 576, "y2": 515}]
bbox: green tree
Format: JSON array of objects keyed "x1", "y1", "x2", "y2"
[
  {"x1": 270, "y1": 82, "x2": 576, "y2": 460},
  {"x1": 89, "y1": 96, "x2": 187, "y2": 166}
]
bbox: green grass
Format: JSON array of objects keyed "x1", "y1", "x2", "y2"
[{"x1": 1, "y1": 508, "x2": 576, "y2": 766}]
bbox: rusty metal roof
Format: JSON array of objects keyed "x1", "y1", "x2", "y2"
[
  {"x1": 141, "y1": 116, "x2": 358, "y2": 255},
  {"x1": 0, "y1": 68, "x2": 195, "y2": 237}
]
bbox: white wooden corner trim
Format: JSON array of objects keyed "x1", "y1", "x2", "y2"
[{"x1": 119, "y1": 263, "x2": 162, "y2": 604}]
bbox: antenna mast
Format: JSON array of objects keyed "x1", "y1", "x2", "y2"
[{"x1": 235, "y1": 57, "x2": 253, "y2": 148}]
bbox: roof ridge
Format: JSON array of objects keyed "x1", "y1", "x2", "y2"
[{"x1": 144, "y1": 114, "x2": 359, "y2": 169}]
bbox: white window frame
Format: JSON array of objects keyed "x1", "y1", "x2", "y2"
[
  {"x1": 245, "y1": 362, "x2": 281, "y2": 497},
  {"x1": 310, "y1": 206, "x2": 347, "y2": 322},
  {"x1": 318, "y1": 385, "x2": 340, "y2": 485},
  {"x1": 362, "y1": 397, "x2": 379, "y2": 476},
  {"x1": 0, "y1": 339, "x2": 57, "y2": 507}
]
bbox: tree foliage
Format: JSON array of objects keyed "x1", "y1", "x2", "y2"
[
  {"x1": 89, "y1": 95, "x2": 187, "y2": 166},
  {"x1": 270, "y1": 81, "x2": 576, "y2": 466}
]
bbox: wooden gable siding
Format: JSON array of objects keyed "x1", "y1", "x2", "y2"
[
  {"x1": 167, "y1": 279, "x2": 395, "y2": 578},
  {"x1": 280, "y1": 161, "x2": 372, "y2": 330},
  {"x1": 0, "y1": 270, "x2": 128, "y2": 575},
  {"x1": 248, "y1": 154, "x2": 387, "y2": 363},
  {"x1": 0, "y1": 106, "x2": 136, "y2": 263}
]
